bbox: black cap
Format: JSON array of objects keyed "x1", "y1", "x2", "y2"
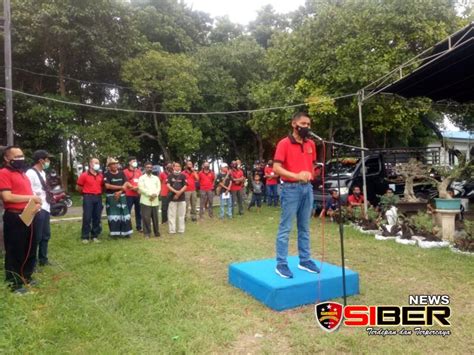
[{"x1": 33, "y1": 150, "x2": 54, "y2": 163}]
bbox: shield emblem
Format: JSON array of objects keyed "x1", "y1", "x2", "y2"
[{"x1": 315, "y1": 302, "x2": 344, "y2": 332}]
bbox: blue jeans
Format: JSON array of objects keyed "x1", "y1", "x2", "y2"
[
  {"x1": 276, "y1": 183, "x2": 313, "y2": 266},
  {"x1": 266, "y1": 184, "x2": 278, "y2": 206},
  {"x1": 220, "y1": 194, "x2": 233, "y2": 219},
  {"x1": 126, "y1": 195, "x2": 142, "y2": 231},
  {"x1": 82, "y1": 194, "x2": 103, "y2": 239},
  {"x1": 33, "y1": 209, "x2": 51, "y2": 265}
]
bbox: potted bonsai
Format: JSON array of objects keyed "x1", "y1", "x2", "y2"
[
  {"x1": 432, "y1": 155, "x2": 473, "y2": 210},
  {"x1": 395, "y1": 159, "x2": 433, "y2": 215}
]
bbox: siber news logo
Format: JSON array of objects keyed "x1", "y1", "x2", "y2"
[{"x1": 315, "y1": 295, "x2": 452, "y2": 336}]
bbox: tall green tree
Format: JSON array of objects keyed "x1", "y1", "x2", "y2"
[
  {"x1": 252, "y1": 0, "x2": 464, "y2": 149},
  {"x1": 122, "y1": 50, "x2": 200, "y2": 162}
]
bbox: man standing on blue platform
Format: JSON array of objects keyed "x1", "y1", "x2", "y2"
[{"x1": 273, "y1": 112, "x2": 320, "y2": 279}]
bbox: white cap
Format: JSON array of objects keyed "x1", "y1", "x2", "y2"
[{"x1": 221, "y1": 163, "x2": 228, "y2": 168}]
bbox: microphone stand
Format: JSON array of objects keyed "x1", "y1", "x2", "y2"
[{"x1": 309, "y1": 131, "x2": 368, "y2": 306}]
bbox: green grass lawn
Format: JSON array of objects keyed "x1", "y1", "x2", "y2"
[{"x1": 1, "y1": 208, "x2": 473, "y2": 353}]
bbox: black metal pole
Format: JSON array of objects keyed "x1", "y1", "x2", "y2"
[
  {"x1": 334, "y1": 145, "x2": 347, "y2": 306},
  {"x1": 311, "y1": 133, "x2": 368, "y2": 307}
]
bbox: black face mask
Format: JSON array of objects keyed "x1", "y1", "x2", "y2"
[
  {"x1": 297, "y1": 126, "x2": 310, "y2": 139},
  {"x1": 10, "y1": 159, "x2": 27, "y2": 171}
]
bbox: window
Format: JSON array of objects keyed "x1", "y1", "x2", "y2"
[{"x1": 365, "y1": 159, "x2": 380, "y2": 175}]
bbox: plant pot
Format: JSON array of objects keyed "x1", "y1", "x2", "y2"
[
  {"x1": 396, "y1": 201, "x2": 427, "y2": 216},
  {"x1": 434, "y1": 198, "x2": 461, "y2": 210}
]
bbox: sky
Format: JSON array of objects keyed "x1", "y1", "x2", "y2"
[{"x1": 184, "y1": 0, "x2": 306, "y2": 24}]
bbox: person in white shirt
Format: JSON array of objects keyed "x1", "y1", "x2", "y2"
[
  {"x1": 138, "y1": 162, "x2": 161, "y2": 238},
  {"x1": 26, "y1": 150, "x2": 53, "y2": 267}
]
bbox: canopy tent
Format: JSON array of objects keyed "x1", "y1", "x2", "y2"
[
  {"x1": 355, "y1": 22, "x2": 474, "y2": 212},
  {"x1": 364, "y1": 22, "x2": 474, "y2": 102}
]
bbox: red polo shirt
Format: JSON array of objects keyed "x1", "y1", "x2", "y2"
[
  {"x1": 183, "y1": 170, "x2": 198, "y2": 192},
  {"x1": 77, "y1": 171, "x2": 103, "y2": 195},
  {"x1": 123, "y1": 168, "x2": 142, "y2": 197},
  {"x1": 0, "y1": 167, "x2": 34, "y2": 210},
  {"x1": 198, "y1": 170, "x2": 215, "y2": 191},
  {"x1": 274, "y1": 134, "x2": 317, "y2": 182},
  {"x1": 264, "y1": 166, "x2": 278, "y2": 185},
  {"x1": 230, "y1": 169, "x2": 244, "y2": 191},
  {"x1": 159, "y1": 172, "x2": 169, "y2": 197},
  {"x1": 348, "y1": 194, "x2": 364, "y2": 205}
]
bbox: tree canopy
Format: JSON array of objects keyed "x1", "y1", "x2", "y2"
[{"x1": 1, "y1": 0, "x2": 472, "y2": 177}]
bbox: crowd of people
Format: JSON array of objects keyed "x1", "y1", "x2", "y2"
[{"x1": 1, "y1": 112, "x2": 375, "y2": 291}]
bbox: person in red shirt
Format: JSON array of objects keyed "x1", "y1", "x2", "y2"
[
  {"x1": 347, "y1": 186, "x2": 367, "y2": 218},
  {"x1": 183, "y1": 160, "x2": 199, "y2": 222},
  {"x1": 230, "y1": 160, "x2": 245, "y2": 215},
  {"x1": 273, "y1": 112, "x2": 320, "y2": 279},
  {"x1": 123, "y1": 156, "x2": 142, "y2": 232},
  {"x1": 0, "y1": 146, "x2": 41, "y2": 293},
  {"x1": 264, "y1": 160, "x2": 279, "y2": 207},
  {"x1": 198, "y1": 161, "x2": 215, "y2": 219},
  {"x1": 76, "y1": 157, "x2": 104, "y2": 243},
  {"x1": 159, "y1": 163, "x2": 172, "y2": 224}
]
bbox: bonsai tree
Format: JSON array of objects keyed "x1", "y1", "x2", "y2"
[
  {"x1": 432, "y1": 154, "x2": 473, "y2": 198},
  {"x1": 395, "y1": 159, "x2": 433, "y2": 202}
]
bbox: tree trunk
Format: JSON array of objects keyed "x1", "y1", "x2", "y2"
[
  {"x1": 404, "y1": 176, "x2": 417, "y2": 202},
  {"x1": 151, "y1": 106, "x2": 170, "y2": 163},
  {"x1": 255, "y1": 133, "x2": 264, "y2": 162},
  {"x1": 58, "y1": 49, "x2": 69, "y2": 191}
]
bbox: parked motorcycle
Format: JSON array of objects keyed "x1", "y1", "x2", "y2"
[
  {"x1": 50, "y1": 188, "x2": 71, "y2": 217},
  {"x1": 51, "y1": 185, "x2": 73, "y2": 208},
  {"x1": 452, "y1": 180, "x2": 474, "y2": 202}
]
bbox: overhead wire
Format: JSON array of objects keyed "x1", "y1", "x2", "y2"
[{"x1": 0, "y1": 85, "x2": 358, "y2": 116}]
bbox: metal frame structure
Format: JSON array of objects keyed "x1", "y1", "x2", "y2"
[{"x1": 355, "y1": 22, "x2": 474, "y2": 214}]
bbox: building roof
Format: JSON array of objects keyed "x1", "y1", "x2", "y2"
[{"x1": 442, "y1": 131, "x2": 474, "y2": 140}]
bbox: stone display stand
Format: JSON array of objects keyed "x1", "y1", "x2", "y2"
[{"x1": 434, "y1": 209, "x2": 459, "y2": 242}]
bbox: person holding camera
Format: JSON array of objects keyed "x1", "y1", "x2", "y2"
[{"x1": 216, "y1": 163, "x2": 233, "y2": 219}]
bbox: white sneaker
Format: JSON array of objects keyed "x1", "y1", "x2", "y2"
[
  {"x1": 92, "y1": 238, "x2": 100, "y2": 243},
  {"x1": 82, "y1": 239, "x2": 89, "y2": 244}
]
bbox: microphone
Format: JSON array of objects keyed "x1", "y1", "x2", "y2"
[{"x1": 308, "y1": 130, "x2": 324, "y2": 142}]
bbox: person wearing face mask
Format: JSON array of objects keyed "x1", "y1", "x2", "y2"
[
  {"x1": 104, "y1": 158, "x2": 133, "y2": 238},
  {"x1": 272, "y1": 112, "x2": 320, "y2": 279},
  {"x1": 76, "y1": 158, "x2": 104, "y2": 244},
  {"x1": 183, "y1": 160, "x2": 199, "y2": 222},
  {"x1": 198, "y1": 161, "x2": 215, "y2": 219},
  {"x1": 26, "y1": 150, "x2": 54, "y2": 268},
  {"x1": 230, "y1": 160, "x2": 245, "y2": 216},
  {"x1": 159, "y1": 163, "x2": 172, "y2": 224},
  {"x1": 0, "y1": 146, "x2": 42, "y2": 293},
  {"x1": 166, "y1": 162, "x2": 188, "y2": 234},
  {"x1": 264, "y1": 160, "x2": 279, "y2": 207},
  {"x1": 124, "y1": 156, "x2": 142, "y2": 233},
  {"x1": 138, "y1": 162, "x2": 161, "y2": 238}
]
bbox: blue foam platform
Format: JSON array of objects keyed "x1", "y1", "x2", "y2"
[{"x1": 229, "y1": 256, "x2": 359, "y2": 311}]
